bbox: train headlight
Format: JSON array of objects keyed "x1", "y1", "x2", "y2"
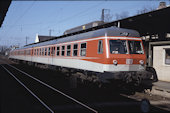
[
  {"x1": 113, "y1": 60, "x2": 118, "y2": 65},
  {"x1": 139, "y1": 60, "x2": 144, "y2": 65}
]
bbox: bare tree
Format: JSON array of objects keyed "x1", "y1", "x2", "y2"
[
  {"x1": 115, "y1": 11, "x2": 129, "y2": 20},
  {"x1": 104, "y1": 13, "x2": 113, "y2": 22},
  {"x1": 136, "y1": 6, "x2": 156, "y2": 15}
]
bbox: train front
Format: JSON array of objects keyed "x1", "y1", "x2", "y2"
[{"x1": 101, "y1": 28, "x2": 153, "y2": 85}]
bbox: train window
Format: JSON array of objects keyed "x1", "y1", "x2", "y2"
[
  {"x1": 128, "y1": 41, "x2": 144, "y2": 54},
  {"x1": 51, "y1": 47, "x2": 53, "y2": 56},
  {"x1": 98, "y1": 40, "x2": 103, "y2": 54},
  {"x1": 61, "y1": 46, "x2": 65, "y2": 56},
  {"x1": 73, "y1": 44, "x2": 78, "y2": 56},
  {"x1": 165, "y1": 49, "x2": 170, "y2": 65},
  {"x1": 38, "y1": 49, "x2": 39, "y2": 55},
  {"x1": 56, "y1": 46, "x2": 60, "y2": 56},
  {"x1": 36, "y1": 49, "x2": 38, "y2": 55},
  {"x1": 45, "y1": 48, "x2": 47, "y2": 56},
  {"x1": 39, "y1": 48, "x2": 41, "y2": 56},
  {"x1": 34, "y1": 49, "x2": 36, "y2": 55},
  {"x1": 50, "y1": 47, "x2": 54, "y2": 56},
  {"x1": 80, "y1": 43, "x2": 86, "y2": 56},
  {"x1": 48, "y1": 47, "x2": 51, "y2": 56},
  {"x1": 110, "y1": 40, "x2": 127, "y2": 54},
  {"x1": 41, "y1": 48, "x2": 44, "y2": 56},
  {"x1": 67, "y1": 45, "x2": 71, "y2": 56}
]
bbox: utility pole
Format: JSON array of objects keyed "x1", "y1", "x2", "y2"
[
  {"x1": 101, "y1": 9, "x2": 111, "y2": 22},
  {"x1": 49, "y1": 29, "x2": 54, "y2": 37},
  {"x1": 26, "y1": 37, "x2": 29, "y2": 45},
  {"x1": 101, "y1": 9, "x2": 105, "y2": 22}
]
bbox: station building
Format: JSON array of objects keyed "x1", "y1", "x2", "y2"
[
  {"x1": 106, "y1": 2, "x2": 170, "y2": 82},
  {"x1": 71, "y1": 2, "x2": 170, "y2": 82}
]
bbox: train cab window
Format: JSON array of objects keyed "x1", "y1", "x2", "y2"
[
  {"x1": 56, "y1": 46, "x2": 60, "y2": 56},
  {"x1": 45, "y1": 48, "x2": 47, "y2": 56},
  {"x1": 67, "y1": 45, "x2": 71, "y2": 56},
  {"x1": 128, "y1": 41, "x2": 144, "y2": 54},
  {"x1": 61, "y1": 46, "x2": 65, "y2": 56},
  {"x1": 80, "y1": 43, "x2": 86, "y2": 56},
  {"x1": 110, "y1": 40, "x2": 127, "y2": 54},
  {"x1": 73, "y1": 44, "x2": 78, "y2": 56},
  {"x1": 98, "y1": 40, "x2": 103, "y2": 54},
  {"x1": 48, "y1": 47, "x2": 51, "y2": 56},
  {"x1": 165, "y1": 49, "x2": 170, "y2": 65}
]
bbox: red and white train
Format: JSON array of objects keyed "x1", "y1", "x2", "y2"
[{"x1": 9, "y1": 27, "x2": 154, "y2": 85}]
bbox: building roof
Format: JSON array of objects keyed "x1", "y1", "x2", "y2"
[
  {"x1": 64, "y1": 21, "x2": 104, "y2": 35},
  {"x1": 0, "y1": 0, "x2": 11, "y2": 27},
  {"x1": 37, "y1": 35, "x2": 56, "y2": 42},
  {"x1": 100, "y1": 6, "x2": 170, "y2": 37},
  {"x1": 60, "y1": 6, "x2": 170, "y2": 40},
  {"x1": 26, "y1": 4, "x2": 170, "y2": 47}
]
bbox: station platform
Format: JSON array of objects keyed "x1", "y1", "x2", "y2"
[{"x1": 151, "y1": 80, "x2": 170, "y2": 98}]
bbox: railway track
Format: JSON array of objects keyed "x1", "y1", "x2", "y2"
[
  {"x1": 0, "y1": 62, "x2": 98, "y2": 113},
  {"x1": 0, "y1": 58, "x2": 170, "y2": 113}
]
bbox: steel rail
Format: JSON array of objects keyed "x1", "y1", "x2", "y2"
[
  {"x1": 0, "y1": 64, "x2": 54, "y2": 113},
  {"x1": 3, "y1": 62, "x2": 98, "y2": 113}
]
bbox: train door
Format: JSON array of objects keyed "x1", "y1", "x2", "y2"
[
  {"x1": 51, "y1": 46, "x2": 55, "y2": 65},
  {"x1": 30, "y1": 48, "x2": 33, "y2": 63}
]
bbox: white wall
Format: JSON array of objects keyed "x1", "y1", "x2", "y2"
[{"x1": 153, "y1": 45, "x2": 170, "y2": 82}]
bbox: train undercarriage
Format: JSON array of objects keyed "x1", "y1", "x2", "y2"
[{"x1": 10, "y1": 58, "x2": 158, "y2": 90}]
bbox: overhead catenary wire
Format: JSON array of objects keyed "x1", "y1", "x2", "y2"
[
  {"x1": 3, "y1": 1, "x2": 36, "y2": 39},
  {"x1": 1, "y1": 1, "x2": 162, "y2": 46},
  {"x1": 29, "y1": 1, "x2": 106, "y2": 36},
  {"x1": 2, "y1": 2, "x2": 104, "y2": 46}
]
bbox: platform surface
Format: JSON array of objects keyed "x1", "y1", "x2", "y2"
[{"x1": 153, "y1": 80, "x2": 170, "y2": 91}]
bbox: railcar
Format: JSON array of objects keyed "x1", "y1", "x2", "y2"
[{"x1": 9, "y1": 27, "x2": 155, "y2": 85}]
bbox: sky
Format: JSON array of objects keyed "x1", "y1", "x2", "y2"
[{"x1": 0, "y1": 0, "x2": 169, "y2": 47}]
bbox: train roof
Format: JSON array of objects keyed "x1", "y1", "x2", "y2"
[{"x1": 16, "y1": 27, "x2": 140, "y2": 50}]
